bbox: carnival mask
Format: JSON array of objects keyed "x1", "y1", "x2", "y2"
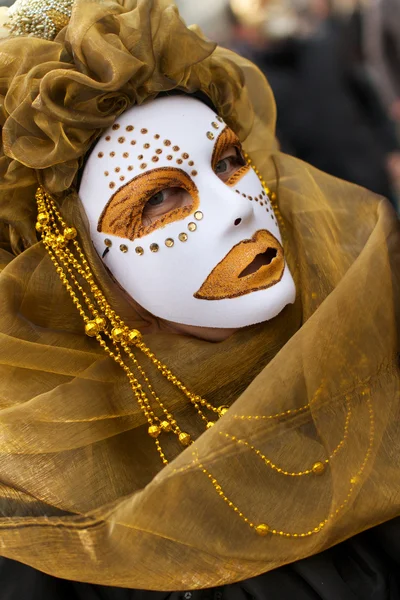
[{"x1": 79, "y1": 96, "x2": 296, "y2": 328}]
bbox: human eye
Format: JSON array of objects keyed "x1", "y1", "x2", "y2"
[
  {"x1": 212, "y1": 130, "x2": 249, "y2": 186},
  {"x1": 142, "y1": 187, "x2": 191, "y2": 226},
  {"x1": 214, "y1": 149, "x2": 245, "y2": 182}
]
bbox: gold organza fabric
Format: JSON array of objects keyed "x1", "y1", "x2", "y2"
[{"x1": 0, "y1": 0, "x2": 399, "y2": 591}]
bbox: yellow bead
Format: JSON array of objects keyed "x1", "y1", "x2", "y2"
[
  {"x1": 160, "y1": 420, "x2": 172, "y2": 432},
  {"x1": 312, "y1": 461, "x2": 326, "y2": 475},
  {"x1": 178, "y1": 432, "x2": 192, "y2": 446},
  {"x1": 56, "y1": 235, "x2": 66, "y2": 247},
  {"x1": 206, "y1": 421, "x2": 215, "y2": 429},
  {"x1": 255, "y1": 524, "x2": 269, "y2": 536},
  {"x1": 94, "y1": 317, "x2": 107, "y2": 331},
  {"x1": 148, "y1": 425, "x2": 161, "y2": 438},
  {"x1": 35, "y1": 222, "x2": 44, "y2": 232},
  {"x1": 64, "y1": 227, "x2": 77, "y2": 240},
  {"x1": 37, "y1": 212, "x2": 49, "y2": 225},
  {"x1": 127, "y1": 329, "x2": 141, "y2": 344},
  {"x1": 111, "y1": 327, "x2": 126, "y2": 342},
  {"x1": 85, "y1": 320, "x2": 100, "y2": 337},
  {"x1": 218, "y1": 405, "x2": 229, "y2": 417}
]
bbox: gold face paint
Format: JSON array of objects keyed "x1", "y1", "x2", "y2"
[
  {"x1": 194, "y1": 230, "x2": 285, "y2": 300},
  {"x1": 97, "y1": 167, "x2": 199, "y2": 240},
  {"x1": 212, "y1": 127, "x2": 250, "y2": 186}
]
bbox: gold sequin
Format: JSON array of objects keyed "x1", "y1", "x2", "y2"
[
  {"x1": 182, "y1": 153, "x2": 189, "y2": 159},
  {"x1": 191, "y1": 170, "x2": 198, "y2": 176},
  {"x1": 216, "y1": 115, "x2": 224, "y2": 122},
  {"x1": 105, "y1": 136, "x2": 111, "y2": 141},
  {"x1": 155, "y1": 149, "x2": 162, "y2": 154},
  {"x1": 109, "y1": 182, "x2": 115, "y2": 189},
  {"x1": 165, "y1": 238, "x2": 174, "y2": 248},
  {"x1": 128, "y1": 165, "x2": 134, "y2": 171},
  {"x1": 110, "y1": 151, "x2": 115, "y2": 157},
  {"x1": 112, "y1": 124, "x2": 120, "y2": 130},
  {"x1": 138, "y1": 155, "x2": 144, "y2": 160},
  {"x1": 115, "y1": 167, "x2": 120, "y2": 173},
  {"x1": 104, "y1": 238, "x2": 112, "y2": 247},
  {"x1": 206, "y1": 131, "x2": 214, "y2": 140},
  {"x1": 166, "y1": 155, "x2": 173, "y2": 160},
  {"x1": 141, "y1": 128, "x2": 148, "y2": 134},
  {"x1": 126, "y1": 125, "x2": 134, "y2": 132},
  {"x1": 173, "y1": 145, "x2": 180, "y2": 152},
  {"x1": 120, "y1": 176, "x2": 125, "y2": 181},
  {"x1": 98, "y1": 152, "x2": 104, "y2": 158},
  {"x1": 130, "y1": 140, "x2": 136, "y2": 145},
  {"x1": 135, "y1": 246, "x2": 144, "y2": 255},
  {"x1": 154, "y1": 134, "x2": 160, "y2": 139},
  {"x1": 118, "y1": 137, "x2": 125, "y2": 143},
  {"x1": 188, "y1": 160, "x2": 194, "y2": 166},
  {"x1": 164, "y1": 140, "x2": 171, "y2": 146},
  {"x1": 194, "y1": 211, "x2": 203, "y2": 221},
  {"x1": 178, "y1": 233, "x2": 188, "y2": 242},
  {"x1": 104, "y1": 171, "x2": 109, "y2": 176},
  {"x1": 211, "y1": 122, "x2": 219, "y2": 129},
  {"x1": 144, "y1": 143, "x2": 150, "y2": 149},
  {"x1": 152, "y1": 156, "x2": 159, "y2": 162},
  {"x1": 150, "y1": 243, "x2": 159, "y2": 253},
  {"x1": 140, "y1": 163, "x2": 147, "y2": 170},
  {"x1": 188, "y1": 222, "x2": 197, "y2": 232},
  {"x1": 119, "y1": 244, "x2": 128, "y2": 253},
  {"x1": 123, "y1": 152, "x2": 129, "y2": 158},
  {"x1": 177, "y1": 159, "x2": 183, "y2": 164}
]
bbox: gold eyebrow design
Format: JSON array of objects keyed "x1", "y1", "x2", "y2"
[
  {"x1": 212, "y1": 127, "x2": 250, "y2": 187},
  {"x1": 98, "y1": 167, "x2": 200, "y2": 241}
]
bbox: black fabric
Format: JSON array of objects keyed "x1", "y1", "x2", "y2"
[{"x1": 1, "y1": 519, "x2": 399, "y2": 600}]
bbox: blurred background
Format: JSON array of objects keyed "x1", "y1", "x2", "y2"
[
  {"x1": 176, "y1": 0, "x2": 400, "y2": 210},
  {"x1": 1, "y1": 0, "x2": 399, "y2": 209}
]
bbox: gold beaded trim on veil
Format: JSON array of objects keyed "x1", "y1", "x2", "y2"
[
  {"x1": 4, "y1": 0, "x2": 73, "y2": 40},
  {"x1": 35, "y1": 155, "x2": 375, "y2": 538}
]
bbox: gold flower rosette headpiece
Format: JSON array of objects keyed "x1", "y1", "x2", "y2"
[{"x1": 0, "y1": 0, "x2": 399, "y2": 591}]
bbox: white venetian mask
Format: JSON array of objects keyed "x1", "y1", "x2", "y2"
[{"x1": 79, "y1": 95, "x2": 296, "y2": 328}]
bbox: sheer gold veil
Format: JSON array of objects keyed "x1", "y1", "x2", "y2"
[{"x1": 0, "y1": 0, "x2": 399, "y2": 591}]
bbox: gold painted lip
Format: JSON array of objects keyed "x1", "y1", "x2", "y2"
[{"x1": 194, "y1": 230, "x2": 285, "y2": 300}]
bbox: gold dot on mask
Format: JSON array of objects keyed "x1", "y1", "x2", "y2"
[
  {"x1": 191, "y1": 170, "x2": 198, "y2": 176},
  {"x1": 165, "y1": 238, "x2": 174, "y2": 247},
  {"x1": 178, "y1": 233, "x2": 188, "y2": 242},
  {"x1": 150, "y1": 243, "x2": 159, "y2": 253},
  {"x1": 216, "y1": 115, "x2": 223, "y2": 122},
  {"x1": 140, "y1": 163, "x2": 147, "y2": 169},
  {"x1": 120, "y1": 244, "x2": 128, "y2": 253},
  {"x1": 188, "y1": 222, "x2": 197, "y2": 232},
  {"x1": 126, "y1": 125, "x2": 134, "y2": 131},
  {"x1": 259, "y1": 194, "x2": 263, "y2": 199},
  {"x1": 141, "y1": 128, "x2": 148, "y2": 134},
  {"x1": 177, "y1": 158, "x2": 183, "y2": 164},
  {"x1": 164, "y1": 140, "x2": 171, "y2": 146},
  {"x1": 130, "y1": 140, "x2": 136, "y2": 145},
  {"x1": 120, "y1": 176, "x2": 125, "y2": 181},
  {"x1": 211, "y1": 122, "x2": 219, "y2": 129},
  {"x1": 105, "y1": 136, "x2": 111, "y2": 141},
  {"x1": 182, "y1": 152, "x2": 189, "y2": 159},
  {"x1": 128, "y1": 165, "x2": 133, "y2": 171},
  {"x1": 98, "y1": 152, "x2": 104, "y2": 158},
  {"x1": 166, "y1": 155, "x2": 173, "y2": 160},
  {"x1": 266, "y1": 207, "x2": 269, "y2": 212},
  {"x1": 173, "y1": 145, "x2": 180, "y2": 152},
  {"x1": 262, "y1": 190, "x2": 266, "y2": 196},
  {"x1": 112, "y1": 124, "x2": 120, "y2": 130},
  {"x1": 242, "y1": 193, "x2": 246, "y2": 198},
  {"x1": 104, "y1": 238, "x2": 112, "y2": 247},
  {"x1": 115, "y1": 167, "x2": 120, "y2": 172},
  {"x1": 248, "y1": 196, "x2": 253, "y2": 201},
  {"x1": 260, "y1": 202, "x2": 264, "y2": 206},
  {"x1": 109, "y1": 182, "x2": 115, "y2": 189},
  {"x1": 235, "y1": 189, "x2": 240, "y2": 194},
  {"x1": 155, "y1": 149, "x2": 162, "y2": 154},
  {"x1": 154, "y1": 134, "x2": 160, "y2": 139},
  {"x1": 144, "y1": 143, "x2": 150, "y2": 149},
  {"x1": 188, "y1": 160, "x2": 194, "y2": 166},
  {"x1": 194, "y1": 211, "x2": 203, "y2": 221},
  {"x1": 123, "y1": 152, "x2": 129, "y2": 158},
  {"x1": 206, "y1": 131, "x2": 214, "y2": 140},
  {"x1": 110, "y1": 151, "x2": 115, "y2": 157},
  {"x1": 135, "y1": 246, "x2": 144, "y2": 255},
  {"x1": 152, "y1": 156, "x2": 159, "y2": 162},
  {"x1": 104, "y1": 171, "x2": 109, "y2": 176},
  {"x1": 118, "y1": 137, "x2": 125, "y2": 143}
]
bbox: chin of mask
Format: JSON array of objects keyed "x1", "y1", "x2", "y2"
[{"x1": 79, "y1": 95, "x2": 296, "y2": 329}]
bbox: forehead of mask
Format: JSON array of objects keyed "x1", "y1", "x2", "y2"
[{"x1": 79, "y1": 95, "x2": 295, "y2": 328}]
